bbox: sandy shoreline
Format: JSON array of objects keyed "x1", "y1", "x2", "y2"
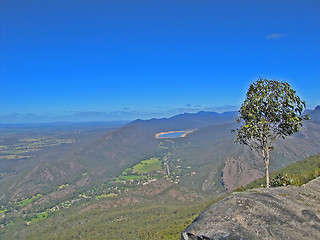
[{"x1": 155, "y1": 130, "x2": 195, "y2": 139}]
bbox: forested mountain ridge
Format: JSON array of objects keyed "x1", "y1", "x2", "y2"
[
  {"x1": 1, "y1": 107, "x2": 320, "y2": 239},
  {"x1": 2, "y1": 108, "x2": 320, "y2": 202},
  {"x1": 0, "y1": 111, "x2": 238, "y2": 201}
]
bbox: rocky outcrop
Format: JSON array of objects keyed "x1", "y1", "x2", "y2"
[
  {"x1": 181, "y1": 177, "x2": 320, "y2": 240},
  {"x1": 222, "y1": 158, "x2": 264, "y2": 192}
]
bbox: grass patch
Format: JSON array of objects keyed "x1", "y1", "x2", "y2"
[
  {"x1": 58, "y1": 184, "x2": 69, "y2": 190},
  {"x1": 0, "y1": 209, "x2": 7, "y2": 214},
  {"x1": 121, "y1": 168, "x2": 132, "y2": 175},
  {"x1": 17, "y1": 194, "x2": 42, "y2": 207},
  {"x1": 132, "y1": 158, "x2": 162, "y2": 174},
  {"x1": 95, "y1": 193, "x2": 117, "y2": 200},
  {"x1": 116, "y1": 158, "x2": 164, "y2": 182},
  {"x1": 27, "y1": 212, "x2": 49, "y2": 224}
]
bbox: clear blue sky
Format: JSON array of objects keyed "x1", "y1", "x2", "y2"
[{"x1": 1, "y1": 0, "x2": 319, "y2": 122}]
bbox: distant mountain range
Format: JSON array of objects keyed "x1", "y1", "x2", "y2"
[
  {"x1": 1, "y1": 106, "x2": 320, "y2": 202},
  {"x1": 305, "y1": 105, "x2": 320, "y2": 121}
]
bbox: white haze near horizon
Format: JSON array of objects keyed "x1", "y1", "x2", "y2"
[{"x1": 0, "y1": 105, "x2": 241, "y2": 123}]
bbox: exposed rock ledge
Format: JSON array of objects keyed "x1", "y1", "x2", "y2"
[{"x1": 181, "y1": 177, "x2": 320, "y2": 240}]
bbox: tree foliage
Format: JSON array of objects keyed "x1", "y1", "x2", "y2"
[{"x1": 233, "y1": 78, "x2": 309, "y2": 187}]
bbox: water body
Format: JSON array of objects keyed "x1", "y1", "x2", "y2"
[{"x1": 157, "y1": 131, "x2": 185, "y2": 138}]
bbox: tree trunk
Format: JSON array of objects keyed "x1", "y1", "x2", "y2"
[{"x1": 265, "y1": 149, "x2": 270, "y2": 188}]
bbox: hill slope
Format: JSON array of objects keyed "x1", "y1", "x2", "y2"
[
  {"x1": 3, "y1": 107, "x2": 320, "y2": 202},
  {"x1": 2, "y1": 111, "x2": 238, "y2": 200},
  {"x1": 1, "y1": 153, "x2": 319, "y2": 240}
]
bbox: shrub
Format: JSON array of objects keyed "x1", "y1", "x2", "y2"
[
  {"x1": 234, "y1": 186, "x2": 246, "y2": 192},
  {"x1": 269, "y1": 174, "x2": 303, "y2": 187}
]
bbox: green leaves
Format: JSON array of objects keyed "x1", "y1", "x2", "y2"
[{"x1": 235, "y1": 78, "x2": 309, "y2": 150}]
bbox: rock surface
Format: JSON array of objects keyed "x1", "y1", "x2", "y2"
[
  {"x1": 222, "y1": 158, "x2": 264, "y2": 192},
  {"x1": 181, "y1": 177, "x2": 320, "y2": 240}
]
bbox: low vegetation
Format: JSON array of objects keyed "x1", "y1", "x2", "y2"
[
  {"x1": 1, "y1": 120, "x2": 319, "y2": 239},
  {"x1": 2, "y1": 153, "x2": 319, "y2": 239},
  {"x1": 17, "y1": 194, "x2": 42, "y2": 207},
  {"x1": 0, "y1": 136, "x2": 75, "y2": 160},
  {"x1": 245, "y1": 153, "x2": 320, "y2": 190},
  {"x1": 0, "y1": 140, "x2": 195, "y2": 237},
  {"x1": 95, "y1": 193, "x2": 117, "y2": 200},
  {"x1": 1, "y1": 190, "x2": 222, "y2": 240}
]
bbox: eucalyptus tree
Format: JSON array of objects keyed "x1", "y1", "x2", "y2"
[{"x1": 233, "y1": 78, "x2": 309, "y2": 187}]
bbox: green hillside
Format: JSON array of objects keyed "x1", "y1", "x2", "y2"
[
  {"x1": 1, "y1": 108, "x2": 320, "y2": 239},
  {"x1": 1, "y1": 199, "x2": 218, "y2": 240},
  {"x1": 2, "y1": 109, "x2": 320, "y2": 203},
  {"x1": 244, "y1": 153, "x2": 320, "y2": 190},
  {"x1": 0, "y1": 174, "x2": 222, "y2": 240},
  {"x1": 2, "y1": 153, "x2": 319, "y2": 240}
]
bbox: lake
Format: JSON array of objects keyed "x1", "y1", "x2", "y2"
[{"x1": 156, "y1": 131, "x2": 185, "y2": 138}]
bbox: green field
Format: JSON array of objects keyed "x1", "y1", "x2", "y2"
[
  {"x1": 27, "y1": 212, "x2": 49, "y2": 225},
  {"x1": 17, "y1": 194, "x2": 42, "y2": 208},
  {"x1": 132, "y1": 158, "x2": 163, "y2": 174},
  {"x1": 116, "y1": 157, "x2": 164, "y2": 183}
]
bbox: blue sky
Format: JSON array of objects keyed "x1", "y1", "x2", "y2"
[{"x1": 1, "y1": 0, "x2": 319, "y2": 123}]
